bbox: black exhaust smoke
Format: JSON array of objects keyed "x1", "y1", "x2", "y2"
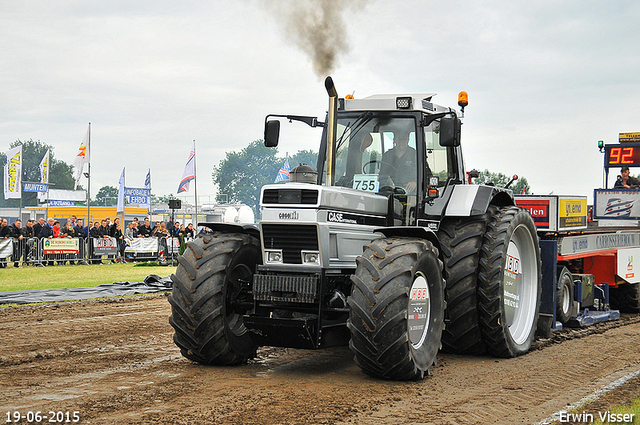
[{"x1": 260, "y1": 0, "x2": 370, "y2": 78}]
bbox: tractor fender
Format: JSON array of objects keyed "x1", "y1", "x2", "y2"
[
  {"x1": 444, "y1": 184, "x2": 514, "y2": 217},
  {"x1": 199, "y1": 222, "x2": 260, "y2": 240},
  {"x1": 374, "y1": 226, "x2": 440, "y2": 251}
]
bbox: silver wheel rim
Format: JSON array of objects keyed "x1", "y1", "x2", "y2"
[
  {"x1": 409, "y1": 273, "x2": 431, "y2": 349},
  {"x1": 561, "y1": 283, "x2": 571, "y2": 315},
  {"x1": 503, "y1": 224, "x2": 538, "y2": 345}
]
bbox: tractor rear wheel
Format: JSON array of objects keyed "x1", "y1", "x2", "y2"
[
  {"x1": 168, "y1": 232, "x2": 260, "y2": 365},
  {"x1": 437, "y1": 215, "x2": 488, "y2": 354},
  {"x1": 477, "y1": 206, "x2": 542, "y2": 357},
  {"x1": 347, "y1": 237, "x2": 445, "y2": 380}
]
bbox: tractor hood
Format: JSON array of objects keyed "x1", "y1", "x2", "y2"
[{"x1": 260, "y1": 183, "x2": 388, "y2": 216}]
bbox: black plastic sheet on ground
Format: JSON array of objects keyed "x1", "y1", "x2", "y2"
[{"x1": 0, "y1": 274, "x2": 173, "y2": 305}]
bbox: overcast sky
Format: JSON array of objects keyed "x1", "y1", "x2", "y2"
[{"x1": 2, "y1": 0, "x2": 640, "y2": 205}]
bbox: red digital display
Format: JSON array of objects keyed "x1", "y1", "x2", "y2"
[{"x1": 605, "y1": 144, "x2": 640, "y2": 167}]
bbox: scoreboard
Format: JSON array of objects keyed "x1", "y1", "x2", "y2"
[
  {"x1": 604, "y1": 133, "x2": 640, "y2": 168},
  {"x1": 604, "y1": 144, "x2": 640, "y2": 167}
]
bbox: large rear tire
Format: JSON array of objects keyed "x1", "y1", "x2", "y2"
[
  {"x1": 478, "y1": 206, "x2": 542, "y2": 358},
  {"x1": 609, "y1": 283, "x2": 640, "y2": 313},
  {"x1": 347, "y1": 237, "x2": 445, "y2": 380},
  {"x1": 168, "y1": 232, "x2": 260, "y2": 365},
  {"x1": 437, "y1": 215, "x2": 488, "y2": 354}
]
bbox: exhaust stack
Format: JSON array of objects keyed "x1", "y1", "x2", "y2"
[{"x1": 324, "y1": 76, "x2": 338, "y2": 186}]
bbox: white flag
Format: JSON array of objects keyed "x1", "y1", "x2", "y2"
[
  {"x1": 37, "y1": 149, "x2": 50, "y2": 202},
  {"x1": 3, "y1": 145, "x2": 22, "y2": 199},
  {"x1": 39, "y1": 149, "x2": 50, "y2": 184},
  {"x1": 73, "y1": 125, "x2": 90, "y2": 190},
  {"x1": 177, "y1": 142, "x2": 195, "y2": 193},
  {"x1": 117, "y1": 168, "x2": 125, "y2": 214}
]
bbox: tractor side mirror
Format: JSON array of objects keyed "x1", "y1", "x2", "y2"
[
  {"x1": 264, "y1": 120, "x2": 280, "y2": 147},
  {"x1": 440, "y1": 116, "x2": 461, "y2": 147}
]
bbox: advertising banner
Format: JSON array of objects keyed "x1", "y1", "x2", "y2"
[
  {"x1": 516, "y1": 195, "x2": 587, "y2": 231},
  {"x1": 24, "y1": 182, "x2": 49, "y2": 193},
  {"x1": 49, "y1": 200, "x2": 75, "y2": 207},
  {"x1": 594, "y1": 189, "x2": 640, "y2": 220},
  {"x1": 166, "y1": 237, "x2": 180, "y2": 254},
  {"x1": 0, "y1": 239, "x2": 13, "y2": 258},
  {"x1": 558, "y1": 231, "x2": 640, "y2": 257},
  {"x1": 39, "y1": 149, "x2": 50, "y2": 185},
  {"x1": 93, "y1": 237, "x2": 118, "y2": 255},
  {"x1": 515, "y1": 198, "x2": 551, "y2": 229},
  {"x1": 37, "y1": 149, "x2": 50, "y2": 202},
  {"x1": 558, "y1": 198, "x2": 587, "y2": 228},
  {"x1": 73, "y1": 125, "x2": 90, "y2": 190},
  {"x1": 165, "y1": 237, "x2": 192, "y2": 254},
  {"x1": 125, "y1": 238, "x2": 158, "y2": 253},
  {"x1": 4, "y1": 145, "x2": 22, "y2": 199},
  {"x1": 48, "y1": 189, "x2": 87, "y2": 201},
  {"x1": 124, "y1": 187, "x2": 151, "y2": 205},
  {"x1": 617, "y1": 248, "x2": 640, "y2": 284},
  {"x1": 43, "y1": 238, "x2": 79, "y2": 255}
]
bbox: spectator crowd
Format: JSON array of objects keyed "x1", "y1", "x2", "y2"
[{"x1": 0, "y1": 215, "x2": 195, "y2": 268}]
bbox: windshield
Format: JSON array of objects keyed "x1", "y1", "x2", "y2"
[{"x1": 329, "y1": 115, "x2": 418, "y2": 193}]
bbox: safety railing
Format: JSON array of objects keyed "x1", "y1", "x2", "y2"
[{"x1": 0, "y1": 236, "x2": 194, "y2": 267}]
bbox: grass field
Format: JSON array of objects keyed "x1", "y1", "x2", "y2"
[
  {"x1": 593, "y1": 398, "x2": 639, "y2": 424},
  {"x1": 0, "y1": 262, "x2": 177, "y2": 292}
]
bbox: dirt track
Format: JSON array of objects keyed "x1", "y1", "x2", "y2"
[{"x1": 1, "y1": 294, "x2": 639, "y2": 425}]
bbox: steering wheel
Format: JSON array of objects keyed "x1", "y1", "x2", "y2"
[
  {"x1": 362, "y1": 159, "x2": 396, "y2": 174},
  {"x1": 379, "y1": 185, "x2": 406, "y2": 195}
]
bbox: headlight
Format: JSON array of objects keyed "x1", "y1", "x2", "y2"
[
  {"x1": 396, "y1": 96, "x2": 412, "y2": 109},
  {"x1": 265, "y1": 250, "x2": 283, "y2": 264},
  {"x1": 301, "y1": 250, "x2": 320, "y2": 265}
]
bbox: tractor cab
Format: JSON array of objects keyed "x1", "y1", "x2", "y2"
[{"x1": 319, "y1": 102, "x2": 464, "y2": 226}]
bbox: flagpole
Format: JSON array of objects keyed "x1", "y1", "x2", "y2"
[
  {"x1": 120, "y1": 168, "x2": 125, "y2": 234},
  {"x1": 19, "y1": 145, "x2": 22, "y2": 221},
  {"x1": 87, "y1": 122, "x2": 91, "y2": 225},
  {"x1": 146, "y1": 168, "x2": 151, "y2": 216},
  {"x1": 193, "y1": 140, "x2": 198, "y2": 228},
  {"x1": 19, "y1": 145, "x2": 23, "y2": 222}
]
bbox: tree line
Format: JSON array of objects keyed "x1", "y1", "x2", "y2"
[
  {"x1": 210, "y1": 141, "x2": 532, "y2": 215},
  {"x1": 2, "y1": 138, "x2": 529, "y2": 212},
  {"x1": 212, "y1": 140, "x2": 318, "y2": 213}
]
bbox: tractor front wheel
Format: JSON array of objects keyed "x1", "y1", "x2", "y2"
[
  {"x1": 168, "y1": 232, "x2": 260, "y2": 365},
  {"x1": 347, "y1": 237, "x2": 445, "y2": 380}
]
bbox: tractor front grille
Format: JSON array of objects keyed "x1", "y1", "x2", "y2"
[
  {"x1": 262, "y1": 189, "x2": 319, "y2": 205},
  {"x1": 261, "y1": 224, "x2": 318, "y2": 264},
  {"x1": 253, "y1": 274, "x2": 319, "y2": 303}
]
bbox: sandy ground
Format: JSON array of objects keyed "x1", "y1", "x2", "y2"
[{"x1": 1, "y1": 294, "x2": 639, "y2": 425}]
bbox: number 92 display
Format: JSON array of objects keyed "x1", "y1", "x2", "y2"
[{"x1": 606, "y1": 144, "x2": 640, "y2": 167}]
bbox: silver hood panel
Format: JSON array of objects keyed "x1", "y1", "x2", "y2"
[{"x1": 261, "y1": 183, "x2": 388, "y2": 216}]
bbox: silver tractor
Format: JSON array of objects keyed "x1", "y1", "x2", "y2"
[{"x1": 168, "y1": 77, "x2": 542, "y2": 380}]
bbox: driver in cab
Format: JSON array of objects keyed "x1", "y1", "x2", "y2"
[{"x1": 380, "y1": 131, "x2": 417, "y2": 192}]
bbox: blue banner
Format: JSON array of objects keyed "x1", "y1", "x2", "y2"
[
  {"x1": 124, "y1": 187, "x2": 150, "y2": 205},
  {"x1": 24, "y1": 182, "x2": 48, "y2": 193},
  {"x1": 49, "y1": 200, "x2": 75, "y2": 207}
]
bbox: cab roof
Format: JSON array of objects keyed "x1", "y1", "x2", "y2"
[{"x1": 340, "y1": 93, "x2": 451, "y2": 114}]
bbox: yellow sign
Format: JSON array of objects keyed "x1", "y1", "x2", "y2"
[
  {"x1": 559, "y1": 198, "x2": 587, "y2": 227},
  {"x1": 43, "y1": 238, "x2": 79, "y2": 254},
  {"x1": 619, "y1": 132, "x2": 640, "y2": 142}
]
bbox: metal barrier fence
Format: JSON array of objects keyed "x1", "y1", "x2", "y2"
[{"x1": 0, "y1": 236, "x2": 193, "y2": 267}]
